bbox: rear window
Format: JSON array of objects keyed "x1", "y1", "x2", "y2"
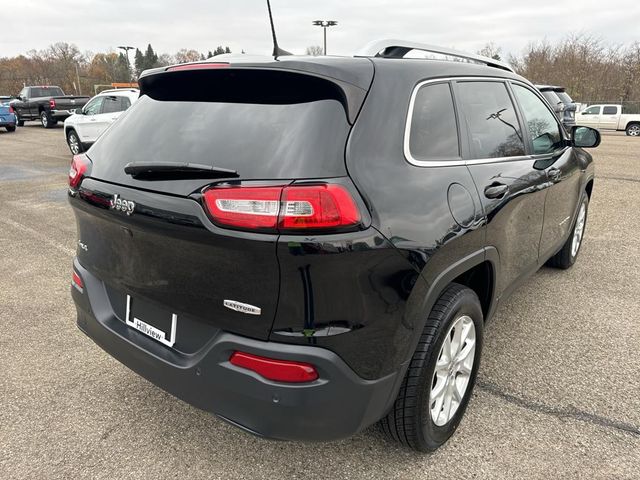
[
  {"x1": 602, "y1": 106, "x2": 618, "y2": 115},
  {"x1": 540, "y1": 91, "x2": 562, "y2": 108},
  {"x1": 88, "y1": 94, "x2": 350, "y2": 183},
  {"x1": 30, "y1": 87, "x2": 64, "y2": 98},
  {"x1": 556, "y1": 91, "x2": 573, "y2": 104}
]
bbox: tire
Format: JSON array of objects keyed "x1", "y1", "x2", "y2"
[
  {"x1": 40, "y1": 110, "x2": 54, "y2": 128},
  {"x1": 6, "y1": 125, "x2": 16, "y2": 132},
  {"x1": 66, "y1": 129, "x2": 84, "y2": 154},
  {"x1": 16, "y1": 114, "x2": 24, "y2": 127},
  {"x1": 547, "y1": 194, "x2": 589, "y2": 269},
  {"x1": 380, "y1": 283, "x2": 483, "y2": 452},
  {"x1": 626, "y1": 123, "x2": 640, "y2": 136}
]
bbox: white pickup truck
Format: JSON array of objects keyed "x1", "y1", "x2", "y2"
[{"x1": 576, "y1": 104, "x2": 640, "y2": 136}]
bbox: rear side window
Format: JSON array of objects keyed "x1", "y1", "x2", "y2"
[
  {"x1": 602, "y1": 106, "x2": 617, "y2": 115},
  {"x1": 582, "y1": 106, "x2": 600, "y2": 115},
  {"x1": 408, "y1": 83, "x2": 459, "y2": 161},
  {"x1": 512, "y1": 84, "x2": 563, "y2": 155},
  {"x1": 457, "y1": 81, "x2": 525, "y2": 159}
]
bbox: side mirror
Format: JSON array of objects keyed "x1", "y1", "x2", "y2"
[{"x1": 571, "y1": 126, "x2": 600, "y2": 148}]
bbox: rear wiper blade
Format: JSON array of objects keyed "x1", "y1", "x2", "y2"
[{"x1": 124, "y1": 162, "x2": 239, "y2": 180}]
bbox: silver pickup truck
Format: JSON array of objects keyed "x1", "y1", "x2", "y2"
[{"x1": 576, "y1": 104, "x2": 640, "y2": 136}]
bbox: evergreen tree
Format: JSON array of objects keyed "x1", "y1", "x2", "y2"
[
  {"x1": 144, "y1": 44, "x2": 158, "y2": 69},
  {"x1": 225, "y1": 46, "x2": 231, "y2": 54},
  {"x1": 134, "y1": 48, "x2": 144, "y2": 76},
  {"x1": 115, "y1": 52, "x2": 131, "y2": 82}
]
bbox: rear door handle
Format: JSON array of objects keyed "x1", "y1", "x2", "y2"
[
  {"x1": 547, "y1": 167, "x2": 561, "y2": 181},
  {"x1": 484, "y1": 183, "x2": 509, "y2": 199}
]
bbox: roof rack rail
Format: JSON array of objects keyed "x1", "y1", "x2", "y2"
[{"x1": 355, "y1": 39, "x2": 515, "y2": 73}]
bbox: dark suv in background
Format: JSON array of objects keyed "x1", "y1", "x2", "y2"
[
  {"x1": 537, "y1": 84, "x2": 577, "y2": 129},
  {"x1": 68, "y1": 40, "x2": 600, "y2": 452}
]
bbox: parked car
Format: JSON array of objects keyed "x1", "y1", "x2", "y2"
[
  {"x1": 576, "y1": 104, "x2": 640, "y2": 136},
  {"x1": 68, "y1": 40, "x2": 600, "y2": 452},
  {"x1": 11, "y1": 86, "x2": 90, "y2": 128},
  {"x1": 64, "y1": 89, "x2": 139, "y2": 154},
  {"x1": 536, "y1": 85, "x2": 577, "y2": 129},
  {"x1": 0, "y1": 96, "x2": 17, "y2": 132}
]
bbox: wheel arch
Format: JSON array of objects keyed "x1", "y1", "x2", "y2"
[{"x1": 418, "y1": 248, "x2": 499, "y2": 328}]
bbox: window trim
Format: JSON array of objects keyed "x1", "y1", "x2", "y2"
[
  {"x1": 403, "y1": 79, "x2": 462, "y2": 166},
  {"x1": 404, "y1": 77, "x2": 537, "y2": 167}
]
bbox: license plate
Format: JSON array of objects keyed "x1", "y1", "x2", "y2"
[{"x1": 125, "y1": 294, "x2": 177, "y2": 347}]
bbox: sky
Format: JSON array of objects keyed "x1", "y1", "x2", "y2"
[{"x1": 4, "y1": 0, "x2": 638, "y2": 59}]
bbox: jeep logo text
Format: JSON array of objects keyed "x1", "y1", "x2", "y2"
[{"x1": 110, "y1": 194, "x2": 135, "y2": 215}]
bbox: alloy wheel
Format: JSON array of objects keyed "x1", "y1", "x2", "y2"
[
  {"x1": 628, "y1": 125, "x2": 640, "y2": 136},
  {"x1": 68, "y1": 133, "x2": 80, "y2": 154},
  {"x1": 429, "y1": 315, "x2": 476, "y2": 426},
  {"x1": 571, "y1": 202, "x2": 586, "y2": 257},
  {"x1": 41, "y1": 112, "x2": 48, "y2": 128}
]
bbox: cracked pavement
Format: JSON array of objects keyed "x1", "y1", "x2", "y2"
[{"x1": 1, "y1": 125, "x2": 638, "y2": 479}]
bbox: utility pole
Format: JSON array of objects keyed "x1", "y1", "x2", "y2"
[
  {"x1": 312, "y1": 20, "x2": 338, "y2": 55},
  {"x1": 75, "y1": 63, "x2": 82, "y2": 95},
  {"x1": 118, "y1": 45, "x2": 135, "y2": 82}
]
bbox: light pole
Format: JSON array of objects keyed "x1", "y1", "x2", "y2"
[
  {"x1": 312, "y1": 20, "x2": 337, "y2": 55},
  {"x1": 117, "y1": 45, "x2": 135, "y2": 82}
]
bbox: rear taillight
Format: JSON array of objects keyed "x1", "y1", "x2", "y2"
[
  {"x1": 229, "y1": 351, "x2": 319, "y2": 383},
  {"x1": 72, "y1": 271, "x2": 83, "y2": 292},
  {"x1": 202, "y1": 183, "x2": 362, "y2": 233},
  {"x1": 8, "y1": 105, "x2": 14, "y2": 113},
  {"x1": 49, "y1": 99, "x2": 56, "y2": 109},
  {"x1": 69, "y1": 154, "x2": 91, "y2": 189}
]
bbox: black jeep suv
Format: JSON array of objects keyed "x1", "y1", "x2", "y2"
[{"x1": 68, "y1": 40, "x2": 599, "y2": 452}]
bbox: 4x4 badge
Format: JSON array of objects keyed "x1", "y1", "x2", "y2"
[{"x1": 110, "y1": 194, "x2": 135, "y2": 215}]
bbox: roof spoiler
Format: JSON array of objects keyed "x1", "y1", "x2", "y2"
[{"x1": 355, "y1": 39, "x2": 515, "y2": 73}]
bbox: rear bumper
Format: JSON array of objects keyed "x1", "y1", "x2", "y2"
[
  {"x1": 71, "y1": 259, "x2": 401, "y2": 442},
  {"x1": 51, "y1": 109, "x2": 76, "y2": 120}
]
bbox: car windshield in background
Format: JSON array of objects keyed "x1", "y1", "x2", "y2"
[
  {"x1": 31, "y1": 87, "x2": 64, "y2": 97},
  {"x1": 0, "y1": 97, "x2": 11, "y2": 105},
  {"x1": 556, "y1": 92, "x2": 573, "y2": 104}
]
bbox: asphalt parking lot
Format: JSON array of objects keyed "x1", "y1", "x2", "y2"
[{"x1": 1, "y1": 124, "x2": 639, "y2": 479}]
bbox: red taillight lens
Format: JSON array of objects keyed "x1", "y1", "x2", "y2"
[
  {"x1": 49, "y1": 98, "x2": 56, "y2": 108},
  {"x1": 8, "y1": 105, "x2": 14, "y2": 113},
  {"x1": 203, "y1": 186, "x2": 282, "y2": 230},
  {"x1": 167, "y1": 63, "x2": 229, "y2": 71},
  {"x1": 202, "y1": 184, "x2": 362, "y2": 233},
  {"x1": 229, "y1": 351, "x2": 319, "y2": 383},
  {"x1": 69, "y1": 154, "x2": 91, "y2": 189},
  {"x1": 72, "y1": 271, "x2": 83, "y2": 291},
  {"x1": 280, "y1": 184, "x2": 360, "y2": 230}
]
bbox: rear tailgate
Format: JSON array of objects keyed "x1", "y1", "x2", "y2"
[{"x1": 71, "y1": 64, "x2": 372, "y2": 343}]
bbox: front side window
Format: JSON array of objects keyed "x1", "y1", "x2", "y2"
[
  {"x1": 457, "y1": 81, "x2": 525, "y2": 159},
  {"x1": 512, "y1": 84, "x2": 564, "y2": 155},
  {"x1": 83, "y1": 97, "x2": 104, "y2": 115},
  {"x1": 582, "y1": 106, "x2": 601, "y2": 115},
  {"x1": 602, "y1": 106, "x2": 618, "y2": 115},
  {"x1": 101, "y1": 96, "x2": 130, "y2": 114},
  {"x1": 408, "y1": 82, "x2": 459, "y2": 161}
]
